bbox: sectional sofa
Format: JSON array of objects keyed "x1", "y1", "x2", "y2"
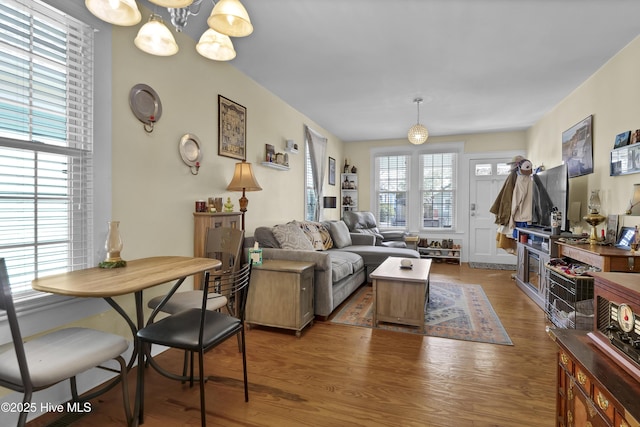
[{"x1": 247, "y1": 220, "x2": 420, "y2": 318}]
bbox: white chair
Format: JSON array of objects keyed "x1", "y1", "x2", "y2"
[{"x1": 0, "y1": 258, "x2": 132, "y2": 427}]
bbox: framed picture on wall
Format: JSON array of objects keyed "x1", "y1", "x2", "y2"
[
  {"x1": 562, "y1": 115, "x2": 593, "y2": 178},
  {"x1": 218, "y1": 95, "x2": 246, "y2": 160},
  {"x1": 328, "y1": 157, "x2": 336, "y2": 185}
]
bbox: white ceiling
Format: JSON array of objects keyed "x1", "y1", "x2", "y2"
[{"x1": 151, "y1": 0, "x2": 640, "y2": 142}]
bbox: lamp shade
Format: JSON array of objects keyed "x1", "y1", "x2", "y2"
[
  {"x1": 207, "y1": 0, "x2": 253, "y2": 37},
  {"x1": 134, "y1": 14, "x2": 179, "y2": 56},
  {"x1": 196, "y1": 29, "x2": 236, "y2": 61},
  {"x1": 226, "y1": 161, "x2": 262, "y2": 192},
  {"x1": 323, "y1": 196, "x2": 337, "y2": 209},
  {"x1": 85, "y1": 0, "x2": 141, "y2": 26}
]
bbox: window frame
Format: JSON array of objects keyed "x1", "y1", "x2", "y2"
[
  {"x1": 370, "y1": 142, "x2": 463, "y2": 233},
  {"x1": 0, "y1": 0, "x2": 111, "y2": 320}
]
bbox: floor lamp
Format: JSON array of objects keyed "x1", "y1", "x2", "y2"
[{"x1": 227, "y1": 161, "x2": 262, "y2": 230}]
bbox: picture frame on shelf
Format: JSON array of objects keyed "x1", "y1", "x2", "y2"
[
  {"x1": 614, "y1": 131, "x2": 631, "y2": 149},
  {"x1": 630, "y1": 129, "x2": 640, "y2": 145},
  {"x1": 265, "y1": 144, "x2": 275, "y2": 162},
  {"x1": 562, "y1": 115, "x2": 593, "y2": 178},
  {"x1": 328, "y1": 157, "x2": 336, "y2": 186},
  {"x1": 218, "y1": 95, "x2": 246, "y2": 160}
]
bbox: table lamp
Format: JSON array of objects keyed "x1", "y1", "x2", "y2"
[{"x1": 226, "y1": 161, "x2": 262, "y2": 230}]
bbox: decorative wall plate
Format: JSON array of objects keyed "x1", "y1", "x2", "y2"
[
  {"x1": 179, "y1": 133, "x2": 202, "y2": 174},
  {"x1": 129, "y1": 83, "x2": 162, "y2": 132}
]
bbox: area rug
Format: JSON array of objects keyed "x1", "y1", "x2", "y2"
[{"x1": 330, "y1": 282, "x2": 513, "y2": 345}]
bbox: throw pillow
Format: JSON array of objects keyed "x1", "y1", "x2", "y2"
[
  {"x1": 272, "y1": 222, "x2": 315, "y2": 251},
  {"x1": 254, "y1": 226, "x2": 281, "y2": 248},
  {"x1": 295, "y1": 220, "x2": 333, "y2": 251},
  {"x1": 329, "y1": 220, "x2": 352, "y2": 249}
]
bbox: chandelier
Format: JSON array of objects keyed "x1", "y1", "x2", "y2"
[
  {"x1": 407, "y1": 98, "x2": 429, "y2": 145},
  {"x1": 85, "y1": 0, "x2": 252, "y2": 60}
]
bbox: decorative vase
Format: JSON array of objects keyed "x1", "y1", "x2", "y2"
[
  {"x1": 351, "y1": 165, "x2": 357, "y2": 173},
  {"x1": 105, "y1": 221, "x2": 123, "y2": 262}
]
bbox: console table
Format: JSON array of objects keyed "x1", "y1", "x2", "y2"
[{"x1": 556, "y1": 242, "x2": 640, "y2": 273}]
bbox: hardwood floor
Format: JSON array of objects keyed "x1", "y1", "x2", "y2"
[{"x1": 29, "y1": 263, "x2": 557, "y2": 427}]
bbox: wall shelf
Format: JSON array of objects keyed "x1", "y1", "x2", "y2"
[{"x1": 261, "y1": 161, "x2": 289, "y2": 171}]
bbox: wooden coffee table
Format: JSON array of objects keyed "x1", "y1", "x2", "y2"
[{"x1": 370, "y1": 257, "x2": 432, "y2": 332}]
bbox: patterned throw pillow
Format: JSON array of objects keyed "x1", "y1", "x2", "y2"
[
  {"x1": 295, "y1": 221, "x2": 333, "y2": 251},
  {"x1": 272, "y1": 222, "x2": 315, "y2": 251}
]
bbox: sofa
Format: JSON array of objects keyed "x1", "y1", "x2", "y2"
[{"x1": 247, "y1": 220, "x2": 420, "y2": 318}]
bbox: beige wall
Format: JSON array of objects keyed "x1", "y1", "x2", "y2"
[
  {"x1": 344, "y1": 131, "x2": 527, "y2": 213},
  {"x1": 527, "y1": 35, "x2": 640, "y2": 230}
]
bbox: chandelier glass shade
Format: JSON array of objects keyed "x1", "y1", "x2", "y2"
[
  {"x1": 207, "y1": 0, "x2": 253, "y2": 37},
  {"x1": 85, "y1": 0, "x2": 141, "y2": 26},
  {"x1": 196, "y1": 29, "x2": 236, "y2": 61},
  {"x1": 148, "y1": 0, "x2": 194, "y2": 8},
  {"x1": 134, "y1": 14, "x2": 179, "y2": 56}
]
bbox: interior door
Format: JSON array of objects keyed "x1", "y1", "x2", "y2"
[{"x1": 469, "y1": 158, "x2": 517, "y2": 265}]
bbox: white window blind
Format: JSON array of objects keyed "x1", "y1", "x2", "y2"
[
  {"x1": 420, "y1": 153, "x2": 456, "y2": 229},
  {"x1": 375, "y1": 155, "x2": 409, "y2": 228},
  {"x1": 0, "y1": 0, "x2": 94, "y2": 299}
]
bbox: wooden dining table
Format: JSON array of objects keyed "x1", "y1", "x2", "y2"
[{"x1": 31, "y1": 256, "x2": 221, "y2": 426}]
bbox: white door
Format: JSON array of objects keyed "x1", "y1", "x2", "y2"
[{"x1": 468, "y1": 158, "x2": 517, "y2": 265}]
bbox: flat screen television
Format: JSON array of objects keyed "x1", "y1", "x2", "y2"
[{"x1": 531, "y1": 164, "x2": 570, "y2": 232}]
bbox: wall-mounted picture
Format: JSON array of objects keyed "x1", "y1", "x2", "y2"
[
  {"x1": 328, "y1": 157, "x2": 336, "y2": 185},
  {"x1": 218, "y1": 95, "x2": 246, "y2": 160},
  {"x1": 562, "y1": 115, "x2": 593, "y2": 178},
  {"x1": 614, "y1": 131, "x2": 631, "y2": 149}
]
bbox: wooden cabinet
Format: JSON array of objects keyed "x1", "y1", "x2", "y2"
[
  {"x1": 341, "y1": 173, "x2": 358, "y2": 212},
  {"x1": 552, "y1": 329, "x2": 640, "y2": 427},
  {"x1": 246, "y1": 260, "x2": 314, "y2": 337},
  {"x1": 193, "y1": 212, "x2": 242, "y2": 289}
]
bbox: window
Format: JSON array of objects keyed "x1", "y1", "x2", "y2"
[
  {"x1": 304, "y1": 143, "x2": 316, "y2": 221},
  {"x1": 374, "y1": 147, "x2": 459, "y2": 231},
  {"x1": 375, "y1": 155, "x2": 409, "y2": 227},
  {"x1": 420, "y1": 153, "x2": 456, "y2": 229},
  {"x1": 0, "y1": 0, "x2": 94, "y2": 300}
]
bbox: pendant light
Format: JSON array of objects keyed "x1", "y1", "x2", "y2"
[
  {"x1": 134, "y1": 14, "x2": 179, "y2": 56},
  {"x1": 85, "y1": 0, "x2": 141, "y2": 26},
  {"x1": 207, "y1": 0, "x2": 253, "y2": 37},
  {"x1": 407, "y1": 98, "x2": 429, "y2": 145},
  {"x1": 196, "y1": 28, "x2": 236, "y2": 61}
]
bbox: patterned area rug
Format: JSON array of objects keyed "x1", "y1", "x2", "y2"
[{"x1": 330, "y1": 282, "x2": 513, "y2": 345}]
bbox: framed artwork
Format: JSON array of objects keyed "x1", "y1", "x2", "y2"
[
  {"x1": 562, "y1": 115, "x2": 593, "y2": 178},
  {"x1": 614, "y1": 131, "x2": 631, "y2": 149},
  {"x1": 631, "y1": 129, "x2": 640, "y2": 144},
  {"x1": 218, "y1": 95, "x2": 246, "y2": 160},
  {"x1": 328, "y1": 157, "x2": 336, "y2": 185}
]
